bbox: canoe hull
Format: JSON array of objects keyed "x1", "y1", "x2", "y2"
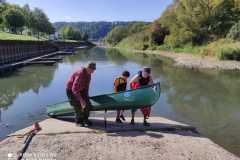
[{"x1": 47, "y1": 82, "x2": 161, "y2": 117}]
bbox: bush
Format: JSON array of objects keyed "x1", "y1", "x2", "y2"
[
  {"x1": 201, "y1": 39, "x2": 240, "y2": 60},
  {"x1": 117, "y1": 31, "x2": 150, "y2": 50},
  {"x1": 216, "y1": 47, "x2": 240, "y2": 60},
  {"x1": 227, "y1": 21, "x2": 240, "y2": 41},
  {"x1": 103, "y1": 22, "x2": 148, "y2": 46},
  {"x1": 154, "y1": 44, "x2": 202, "y2": 54}
]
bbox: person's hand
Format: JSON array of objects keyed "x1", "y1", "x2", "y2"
[{"x1": 81, "y1": 100, "x2": 86, "y2": 109}]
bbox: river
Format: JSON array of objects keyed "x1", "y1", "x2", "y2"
[{"x1": 0, "y1": 47, "x2": 240, "y2": 157}]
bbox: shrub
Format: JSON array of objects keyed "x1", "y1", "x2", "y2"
[
  {"x1": 201, "y1": 39, "x2": 240, "y2": 60},
  {"x1": 227, "y1": 21, "x2": 240, "y2": 41},
  {"x1": 155, "y1": 44, "x2": 202, "y2": 54},
  {"x1": 117, "y1": 31, "x2": 150, "y2": 50},
  {"x1": 216, "y1": 47, "x2": 240, "y2": 60}
]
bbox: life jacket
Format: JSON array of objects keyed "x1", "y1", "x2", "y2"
[
  {"x1": 138, "y1": 71, "x2": 150, "y2": 86},
  {"x1": 114, "y1": 76, "x2": 127, "y2": 92}
]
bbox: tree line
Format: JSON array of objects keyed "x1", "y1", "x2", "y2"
[
  {"x1": 159, "y1": 0, "x2": 240, "y2": 47},
  {"x1": 54, "y1": 21, "x2": 132, "y2": 40},
  {"x1": 59, "y1": 26, "x2": 89, "y2": 41},
  {"x1": 0, "y1": 2, "x2": 55, "y2": 38},
  {"x1": 104, "y1": 0, "x2": 240, "y2": 60}
]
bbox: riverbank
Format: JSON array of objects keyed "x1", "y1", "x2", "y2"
[
  {"x1": 0, "y1": 117, "x2": 239, "y2": 160},
  {"x1": 104, "y1": 46, "x2": 240, "y2": 70}
]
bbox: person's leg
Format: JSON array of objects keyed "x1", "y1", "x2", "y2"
[
  {"x1": 66, "y1": 89, "x2": 80, "y2": 124},
  {"x1": 81, "y1": 93, "x2": 92, "y2": 126},
  {"x1": 74, "y1": 103, "x2": 84, "y2": 125},
  {"x1": 120, "y1": 110, "x2": 125, "y2": 121},
  {"x1": 142, "y1": 107, "x2": 151, "y2": 126},
  {"x1": 131, "y1": 109, "x2": 136, "y2": 125},
  {"x1": 68, "y1": 89, "x2": 84, "y2": 125},
  {"x1": 83, "y1": 104, "x2": 92, "y2": 126},
  {"x1": 116, "y1": 109, "x2": 122, "y2": 123}
]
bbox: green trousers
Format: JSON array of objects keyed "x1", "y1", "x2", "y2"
[{"x1": 66, "y1": 89, "x2": 91, "y2": 123}]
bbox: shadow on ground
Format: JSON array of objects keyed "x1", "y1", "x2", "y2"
[{"x1": 55, "y1": 116, "x2": 202, "y2": 138}]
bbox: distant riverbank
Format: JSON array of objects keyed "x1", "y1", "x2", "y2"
[{"x1": 104, "y1": 46, "x2": 240, "y2": 71}]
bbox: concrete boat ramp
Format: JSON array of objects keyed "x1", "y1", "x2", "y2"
[{"x1": 0, "y1": 117, "x2": 239, "y2": 160}]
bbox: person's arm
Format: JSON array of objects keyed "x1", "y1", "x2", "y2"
[
  {"x1": 149, "y1": 76, "x2": 154, "y2": 85},
  {"x1": 114, "y1": 78, "x2": 119, "y2": 93},
  {"x1": 129, "y1": 74, "x2": 139, "y2": 85},
  {"x1": 72, "y1": 72, "x2": 87, "y2": 108}
]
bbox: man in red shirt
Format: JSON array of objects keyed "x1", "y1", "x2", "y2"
[{"x1": 66, "y1": 62, "x2": 96, "y2": 126}]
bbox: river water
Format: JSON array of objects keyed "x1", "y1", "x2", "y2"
[{"x1": 0, "y1": 47, "x2": 240, "y2": 156}]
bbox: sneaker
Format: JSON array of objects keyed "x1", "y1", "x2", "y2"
[
  {"x1": 86, "y1": 120, "x2": 93, "y2": 126},
  {"x1": 80, "y1": 123, "x2": 85, "y2": 127},
  {"x1": 130, "y1": 119, "x2": 135, "y2": 125},
  {"x1": 143, "y1": 120, "x2": 150, "y2": 127},
  {"x1": 120, "y1": 115, "x2": 126, "y2": 121},
  {"x1": 79, "y1": 119, "x2": 85, "y2": 127},
  {"x1": 116, "y1": 118, "x2": 123, "y2": 123}
]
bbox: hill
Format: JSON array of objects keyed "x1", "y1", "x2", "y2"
[{"x1": 53, "y1": 21, "x2": 143, "y2": 41}]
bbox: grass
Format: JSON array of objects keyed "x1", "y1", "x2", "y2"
[
  {"x1": 0, "y1": 32, "x2": 81, "y2": 43},
  {"x1": 56, "y1": 39, "x2": 79, "y2": 43},
  {"x1": 0, "y1": 31, "x2": 42, "y2": 41},
  {"x1": 152, "y1": 44, "x2": 203, "y2": 55},
  {"x1": 117, "y1": 37, "x2": 240, "y2": 61},
  {"x1": 201, "y1": 39, "x2": 240, "y2": 60},
  {"x1": 154, "y1": 41, "x2": 240, "y2": 61}
]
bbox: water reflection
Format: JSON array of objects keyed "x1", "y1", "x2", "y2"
[
  {"x1": 0, "y1": 65, "x2": 57, "y2": 139},
  {"x1": 0, "y1": 66, "x2": 56, "y2": 109}
]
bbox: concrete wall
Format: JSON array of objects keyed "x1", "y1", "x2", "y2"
[{"x1": 0, "y1": 40, "x2": 88, "y2": 65}]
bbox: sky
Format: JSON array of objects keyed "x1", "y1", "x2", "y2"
[{"x1": 8, "y1": 0, "x2": 173, "y2": 23}]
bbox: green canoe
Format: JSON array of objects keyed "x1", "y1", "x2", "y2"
[{"x1": 47, "y1": 82, "x2": 161, "y2": 117}]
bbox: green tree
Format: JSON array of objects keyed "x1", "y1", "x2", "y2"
[
  {"x1": 31, "y1": 8, "x2": 51, "y2": 38},
  {"x1": 103, "y1": 22, "x2": 148, "y2": 46},
  {"x1": 148, "y1": 21, "x2": 169, "y2": 45},
  {"x1": 159, "y1": 0, "x2": 240, "y2": 46},
  {"x1": 61, "y1": 26, "x2": 74, "y2": 39},
  {"x1": 3, "y1": 7, "x2": 25, "y2": 33},
  {"x1": 22, "y1": 4, "x2": 31, "y2": 33},
  {"x1": 60, "y1": 26, "x2": 82, "y2": 41},
  {"x1": 208, "y1": 0, "x2": 240, "y2": 38},
  {"x1": 45, "y1": 21, "x2": 55, "y2": 40},
  {"x1": 104, "y1": 26, "x2": 129, "y2": 46},
  {"x1": 73, "y1": 30, "x2": 82, "y2": 40},
  {"x1": 82, "y1": 32, "x2": 88, "y2": 41}
]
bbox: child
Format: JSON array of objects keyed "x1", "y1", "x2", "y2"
[{"x1": 114, "y1": 70, "x2": 130, "y2": 123}]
